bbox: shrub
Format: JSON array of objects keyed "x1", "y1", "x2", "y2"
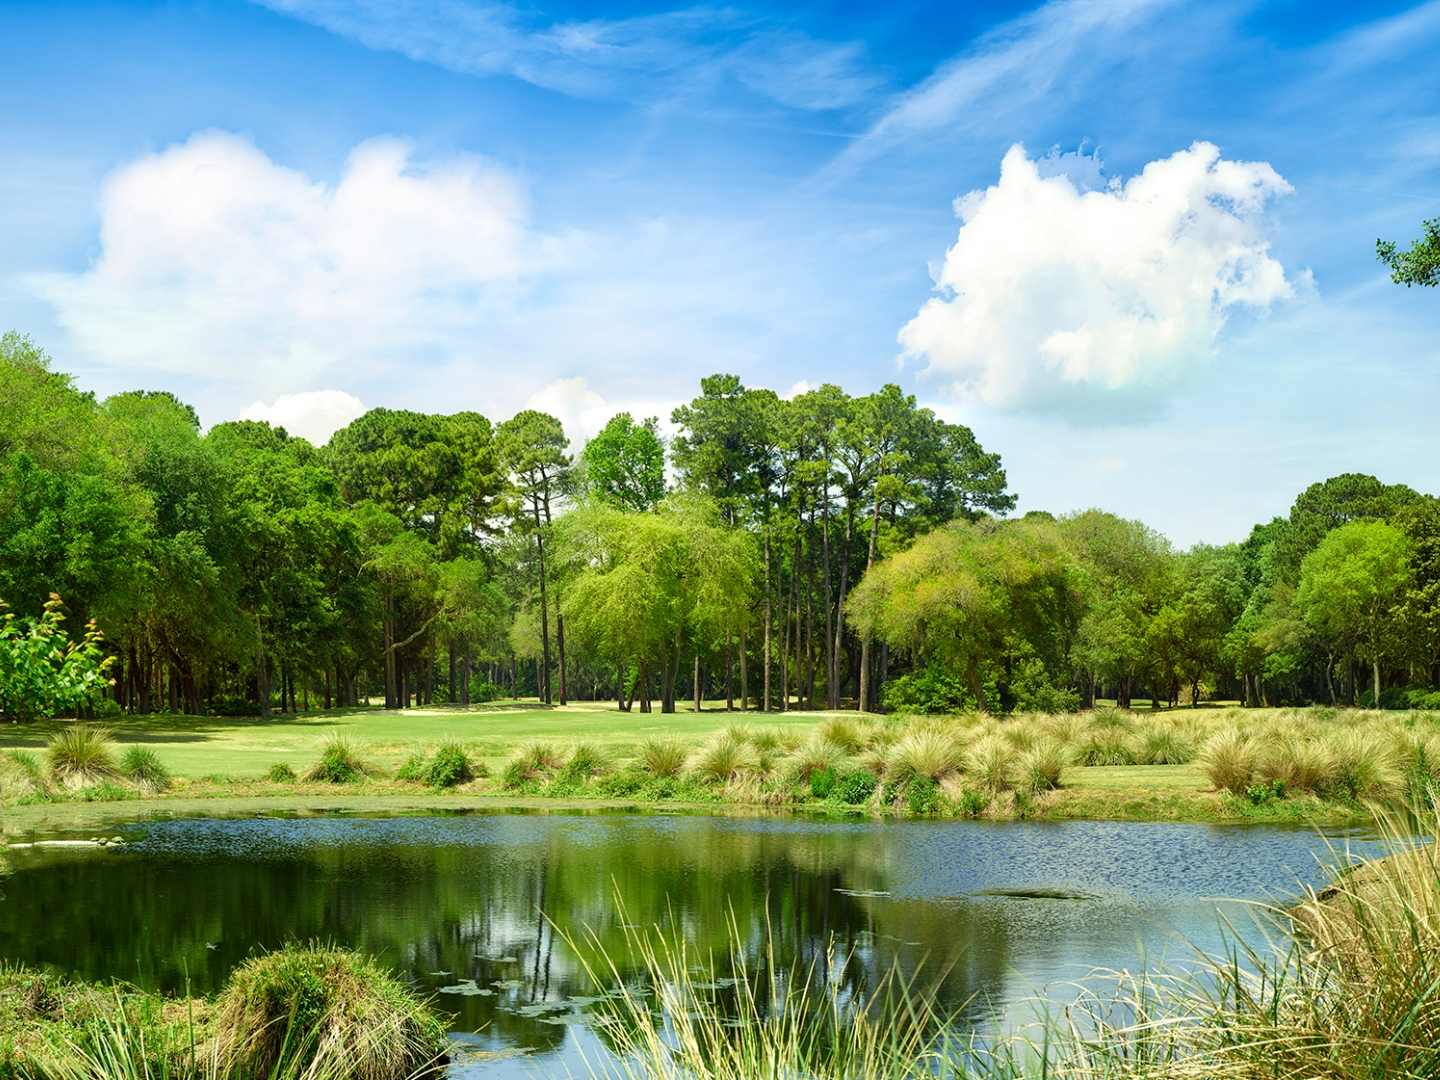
[
  {"x1": 834, "y1": 769, "x2": 876, "y2": 805},
  {"x1": 809, "y1": 766, "x2": 836, "y2": 799},
  {"x1": 638, "y1": 737, "x2": 687, "y2": 779},
  {"x1": 887, "y1": 731, "x2": 961, "y2": 784},
  {"x1": 1018, "y1": 737, "x2": 1071, "y2": 793},
  {"x1": 1008, "y1": 657, "x2": 1081, "y2": 714},
  {"x1": 468, "y1": 677, "x2": 505, "y2": 703},
  {"x1": 424, "y1": 739, "x2": 476, "y2": 788},
  {"x1": 1198, "y1": 728, "x2": 1257, "y2": 794},
  {"x1": 45, "y1": 724, "x2": 120, "y2": 790},
  {"x1": 304, "y1": 737, "x2": 368, "y2": 783},
  {"x1": 879, "y1": 666, "x2": 972, "y2": 715},
  {"x1": 560, "y1": 741, "x2": 612, "y2": 781},
  {"x1": 906, "y1": 774, "x2": 940, "y2": 814},
  {"x1": 212, "y1": 943, "x2": 448, "y2": 1080},
  {"x1": 394, "y1": 752, "x2": 427, "y2": 781},
  {"x1": 267, "y1": 762, "x2": 297, "y2": 783},
  {"x1": 959, "y1": 788, "x2": 989, "y2": 816},
  {"x1": 119, "y1": 746, "x2": 170, "y2": 794},
  {"x1": 594, "y1": 770, "x2": 646, "y2": 798},
  {"x1": 690, "y1": 735, "x2": 756, "y2": 784}
]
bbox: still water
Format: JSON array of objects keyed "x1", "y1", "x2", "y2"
[{"x1": 0, "y1": 810, "x2": 1376, "y2": 1076}]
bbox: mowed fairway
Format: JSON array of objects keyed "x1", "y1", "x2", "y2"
[{"x1": 0, "y1": 701, "x2": 838, "y2": 780}]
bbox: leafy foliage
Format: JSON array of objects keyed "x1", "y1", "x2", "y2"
[{"x1": 0, "y1": 595, "x2": 113, "y2": 722}]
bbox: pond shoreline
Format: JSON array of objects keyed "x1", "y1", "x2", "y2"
[{"x1": 0, "y1": 782, "x2": 1368, "y2": 837}]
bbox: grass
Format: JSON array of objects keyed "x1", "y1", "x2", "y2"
[
  {"x1": 0, "y1": 942, "x2": 447, "y2": 1080},
  {"x1": 5, "y1": 704, "x2": 1438, "y2": 826},
  {"x1": 46, "y1": 725, "x2": 121, "y2": 790},
  {"x1": 574, "y1": 808, "x2": 1440, "y2": 1080}
]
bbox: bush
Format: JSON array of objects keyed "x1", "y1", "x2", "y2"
[
  {"x1": 834, "y1": 769, "x2": 876, "y2": 805},
  {"x1": 45, "y1": 725, "x2": 120, "y2": 789},
  {"x1": 809, "y1": 766, "x2": 836, "y2": 799},
  {"x1": 959, "y1": 788, "x2": 989, "y2": 816},
  {"x1": 267, "y1": 762, "x2": 297, "y2": 783},
  {"x1": 880, "y1": 666, "x2": 973, "y2": 715},
  {"x1": 119, "y1": 746, "x2": 170, "y2": 794},
  {"x1": 594, "y1": 770, "x2": 646, "y2": 798},
  {"x1": 212, "y1": 943, "x2": 448, "y2": 1080},
  {"x1": 468, "y1": 677, "x2": 505, "y2": 703},
  {"x1": 424, "y1": 739, "x2": 477, "y2": 788},
  {"x1": 906, "y1": 774, "x2": 940, "y2": 814},
  {"x1": 305, "y1": 737, "x2": 368, "y2": 783},
  {"x1": 1008, "y1": 657, "x2": 1081, "y2": 714},
  {"x1": 394, "y1": 752, "x2": 427, "y2": 781}
]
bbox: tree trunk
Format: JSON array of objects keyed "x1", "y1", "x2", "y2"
[
  {"x1": 618, "y1": 661, "x2": 630, "y2": 711},
  {"x1": 740, "y1": 628, "x2": 749, "y2": 712},
  {"x1": 726, "y1": 632, "x2": 733, "y2": 711},
  {"x1": 1373, "y1": 656, "x2": 1381, "y2": 709},
  {"x1": 638, "y1": 660, "x2": 651, "y2": 712},
  {"x1": 253, "y1": 613, "x2": 270, "y2": 718},
  {"x1": 694, "y1": 654, "x2": 702, "y2": 713},
  {"x1": 763, "y1": 528, "x2": 772, "y2": 712},
  {"x1": 449, "y1": 643, "x2": 456, "y2": 703},
  {"x1": 533, "y1": 513, "x2": 553, "y2": 705},
  {"x1": 857, "y1": 490, "x2": 883, "y2": 712},
  {"x1": 383, "y1": 591, "x2": 398, "y2": 709},
  {"x1": 820, "y1": 494, "x2": 836, "y2": 709},
  {"x1": 556, "y1": 609, "x2": 568, "y2": 706}
]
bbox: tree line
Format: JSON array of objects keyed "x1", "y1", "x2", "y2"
[{"x1": 3, "y1": 328, "x2": 1439, "y2": 720}]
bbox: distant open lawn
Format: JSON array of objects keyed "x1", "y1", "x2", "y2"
[
  {"x1": 0, "y1": 701, "x2": 1416, "y2": 831},
  {"x1": 0, "y1": 699, "x2": 824, "y2": 779}
]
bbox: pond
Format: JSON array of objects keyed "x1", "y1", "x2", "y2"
[{"x1": 0, "y1": 810, "x2": 1377, "y2": 1077}]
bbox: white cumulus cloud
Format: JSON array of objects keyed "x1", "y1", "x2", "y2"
[
  {"x1": 526, "y1": 376, "x2": 613, "y2": 446},
  {"x1": 34, "y1": 130, "x2": 539, "y2": 392},
  {"x1": 898, "y1": 142, "x2": 1295, "y2": 419},
  {"x1": 238, "y1": 389, "x2": 368, "y2": 445}
]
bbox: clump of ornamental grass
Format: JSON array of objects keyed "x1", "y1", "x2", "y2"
[
  {"x1": 816, "y1": 716, "x2": 867, "y2": 755},
  {"x1": 393, "y1": 751, "x2": 427, "y2": 782},
  {"x1": 689, "y1": 734, "x2": 756, "y2": 784},
  {"x1": 1136, "y1": 725, "x2": 1195, "y2": 765},
  {"x1": 119, "y1": 746, "x2": 170, "y2": 794},
  {"x1": 963, "y1": 735, "x2": 1012, "y2": 795},
  {"x1": 1081, "y1": 727, "x2": 1137, "y2": 767},
  {"x1": 211, "y1": 943, "x2": 447, "y2": 1080},
  {"x1": 502, "y1": 741, "x2": 560, "y2": 787},
  {"x1": 0, "y1": 751, "x2": 51, "y2": 805},
  {"x1": 1198, "y1": 727, "x2": 1258, "y2": 794},
  {"x1": 424, "y1": 739, "x2": 478, "y2": 788},
  {"x1": 45, "y1": 725, "x2": 121, "y2": 790},
  {"x1": 1017, "y1": 737, "x2": 1071, "y2": 793},
  {"x1": 886, "y1": 730, "x2": 961, "y2": 785},
  {"x1": 638, "y1": 736, "x2": 687, "y2": 779},
  {"x1": 1258, "y1": 734, "x2": 1335, "y2": 795},
  {"x1": 560, "y1": 741, "x2": 612, "y2": 781},
  {"x1": 787, "y1": 740, "x2": 845, "y2": 785},
  {"x1": 304, "y1": 737, "x2": 368, "y2": 784},
  {"x1": 1325, "y1": 728, "x2": 1404, "y2": 803},
  {"x1": 267, "y1": 761, "x2": 297, "y2": 783}
]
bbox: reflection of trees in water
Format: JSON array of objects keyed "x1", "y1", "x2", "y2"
[{"x1": 0, "y1": 817, "x2": 1018, "y2": 1047}]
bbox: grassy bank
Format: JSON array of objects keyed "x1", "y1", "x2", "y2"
[{"x1": 2, "y1": 703, "x2": 1434, "y2": 827}]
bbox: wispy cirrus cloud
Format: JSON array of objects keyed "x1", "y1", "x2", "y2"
[
  {"x1": 255, "y1": 0, "x2": 881, "y2": 110},
  {"x1": 820, "y1": 0, "x2": 1174, "y2": 179}
]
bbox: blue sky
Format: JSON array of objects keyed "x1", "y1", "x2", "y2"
[{"x1": 1, "y1": 0, "x2": 1437, "y2": 545}]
